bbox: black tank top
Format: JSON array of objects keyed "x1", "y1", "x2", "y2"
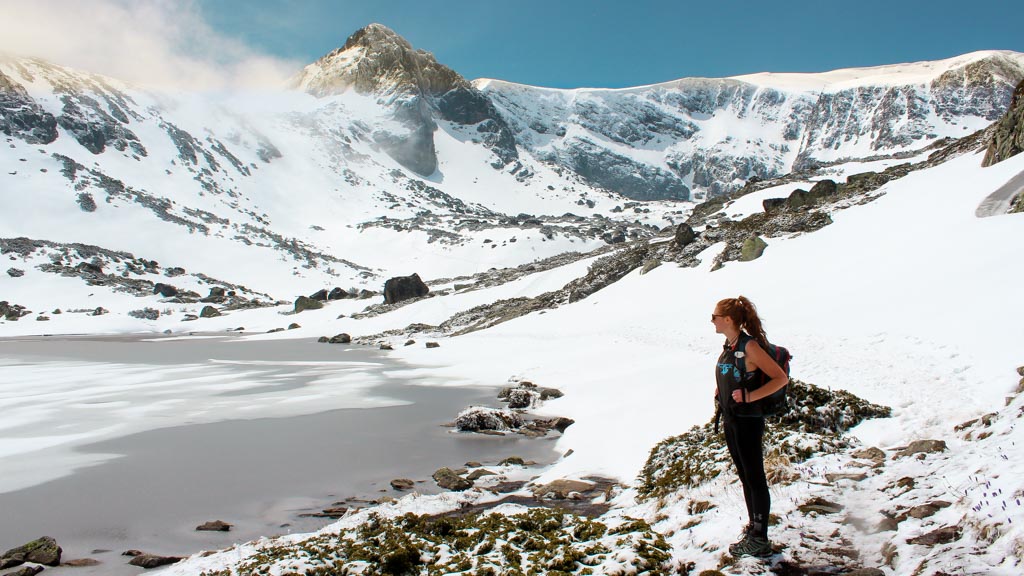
[{"x1": 716, "y1": 334, "x2": 764, "y2": 418}]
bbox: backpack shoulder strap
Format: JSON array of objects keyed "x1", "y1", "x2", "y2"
[{"x1": 733, "y1": 333, "x2": 754, "y2": 375}]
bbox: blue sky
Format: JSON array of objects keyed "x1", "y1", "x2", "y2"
[{"x1": 196, "y1": 0, "x2": 1024, "y2": 88}]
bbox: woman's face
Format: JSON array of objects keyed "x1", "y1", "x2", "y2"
[{"x1": 711, "y1": 309, "x2": 731, "y2": 334}]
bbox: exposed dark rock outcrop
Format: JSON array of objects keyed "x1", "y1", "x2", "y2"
[
  {"x1": 982, "y1": 78, "x2": 1024, "y2": 166},
  {"x1": 0, "y1": 536, "x2": 62, "y2": 568},
  {"x1": 383, "y1": 273, "x2": 429, "y2": 304}
]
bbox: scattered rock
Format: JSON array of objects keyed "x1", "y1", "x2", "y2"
[
  {"x1": 329, "y1": 333, "x2": 352, "y2": 344},
  {"x1": 899, "y1": 501, "x2": 951, "y2": 521},
  {"x1": 851, "y1": 446, "x2": 886, "y2": 465},
  {"x1": 153, "y1": 283, "x2": 178, "y2": 298},
  {"x1": 673, "y1": 223, "x2": 696, "y2": 246},
  {"x1": 499, "y1": 456, "x2": 526, "y2": 467},
  {"x1": 1, "y1": 536, "x2": 62, "y2": 567},
  {"x1": 533, "y1": 479, "x2": 595, "y2": 500},
  {"x1": 91, "y1": 306, "x2": 108, "y2": 316},
  {"x1": 739, "y1": 235, "x2": 768, "y2": 261},
  {"x1": 506, "y1": 388, "x2": 536, "y2": 409},
  {"x1": 287, "y1": 323, "x2": 300, "y2": 330},
  {"x1": 894, "y1": 439, "x2": 947, "y2": 458},
  {"x1": 798, "y1": 497, "x2": 844, "y2": 515},
  {"x1": 199, "y1": 287, "x2": 226, "y2": 303},
  {"x1": 907, "y1": 525, "x2": 961, "y2": 546},
  {"x1": 195, "y1": 520, "x2": 232, "y2": 532},
  {"x1": 62, "y1": 558, "x2": 101, "y2": 567},
  {"x1": 293, "y1": 296, "x2": 323, "y2": 313},
  {"x1": 390, "y1": 479, "x2": 415, "y2": 490},
  {"x1": 199, "y1": 306, "x2": 220, "y2": 318},
  {"x1": 826, "y1": 472, "x2": 868, "y2": 483},
  {"x1": 404, "y1": 339, "x2": 415, "y2": 346},
  {"x1": 128, "y1": 554, "x2": 185, "y2": 569},
  {"x1": 425, "y1": 341, "x2": 440, "y2": 348},
  {"x1": 309, "y1": 289, "x2": 329, "y2": 301},
  {"x1": 466, "y1": 469, "x2": 496, "y2": 481},
  {"x1": 328, "y1": 287, "x2": 349, "y2": 300},
  {"x1": 380, "y1": 343, "x2": 393, "y2": 350},
  {"x1": 491, "y1": 481, "x2": 527, "y2": 493},
  {"x1": 7, "y1": 267, "x2": 24, "y2": 277},
  {"x1": 267, "y1": 328, "x2": 285, "y2": 333},
  {"x1": 383, "y1": 273, "x2": 429, "y2": 304},
  {"x1": 454, "y1": 406, "x2": 522, "y2": 432},
  {"x1": 432, "y1": 468, "x2": 472, "y2": 491},
  {"x1": 183, "y1": 314, "x2": 198, "y2": 321},
  {"x1": 317, "y1": 336, "x2": 329, "y2": 343},
  {"x1": 688, "y1": 500, "x2": 715, "y2": 515}
]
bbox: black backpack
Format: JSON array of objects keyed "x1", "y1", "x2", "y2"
[{"x1": 732, "y1": 334, "x2": 792, "y2": 417}]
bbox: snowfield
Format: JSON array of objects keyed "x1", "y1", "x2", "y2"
[{"x1": 15, "y1": 148, "x2": 1014, "y2": 575}]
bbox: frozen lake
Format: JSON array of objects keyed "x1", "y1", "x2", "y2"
[{"x1": 0, "y1": 334, "x2": 556, "y2": 574}]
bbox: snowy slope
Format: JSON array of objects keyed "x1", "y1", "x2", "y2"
[{"x1": 157, "y1": 141, "x2": 1024, "y2": 574}]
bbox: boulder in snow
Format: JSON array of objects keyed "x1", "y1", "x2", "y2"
[{"x1": 383, "y1": 273, "x2": 429, "y2": 304}]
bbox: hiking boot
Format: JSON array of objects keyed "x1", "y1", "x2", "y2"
[{"x1": 729, "y1": 534, "x2": 772, "y2": 558}]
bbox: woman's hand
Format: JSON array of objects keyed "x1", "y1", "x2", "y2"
[{"x1": 731, "y1": 389, "x2": 746, "y2": 403}]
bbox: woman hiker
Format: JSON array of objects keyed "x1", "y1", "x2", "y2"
[{"x1": 712, "y1": 296, "x2": 789, "y2": 557}]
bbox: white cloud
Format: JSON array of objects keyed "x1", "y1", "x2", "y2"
[{"x1": 0, "y1": 0, "x2": 301, "y2": 90}]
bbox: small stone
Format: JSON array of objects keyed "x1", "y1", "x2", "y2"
[
  {"x1": 907, "y1": 525, "x2": 960, "y2": 546},
  {"x1": 317, "y1": 336, "x2": 329, "y2": 343},
  {"x1": 390, "y1": 478, "x2": 415, "y2": 490},
  {"x1": 432, "y1": 468, "x2": 472, "y2": 491},
  {"x1": 63, "y1": 558, "x2": 101, "y2": 566},
  {"x1": 499, "y1": 456, "x2": 526, "y2": 467},
  {"x1": 199, "y1": 305, "x2": 220, "y2": 318},
  {"x1": 287, "y1": 323, "x2": 300, "y2": 330},
  {"x1": 851, "y1": 446, "x2": 885, "y2": 464},
  {"x1": 8, "y1": 566, "x2": 44, "y2": 576},
  {"x1": 328, "y1": 333, "x2": 351, "y2": 344},
  {"x1": 895, "y1": 477, "x2": 915, "y2": 491},
  {"x1": 894, "y1": 439, "x2": 947, "y2": 458},
  {"x1": 6, "y1": 268, "x2": 24, "y2": 277},
  {"x1": 843, "y1": 569, "x2": 885, "y2": 576},
  {"x1": 293, "y1": 296, "x2": 323, "y2": 313},
  {"x1": 532, "y1": 479, "x2": 595, "y2": 499},
  {"x1": 196, "y1": 520, "x2": 232, "y2": 532},
  {"x1": 404, "y1": 339, "x2": 415, "y2": 346},
  {"x1": 826, "y1": 472, "x2": 868, "y2": 483},
  {"x1": 128, "y1": 554, "x2": 185, "y2": 569},
  {"x1": 464, "y1": 461, "x2": 482, "y2": 468},
  {"x1": 798, "y1": 497, "x2": 844, "y2": 515},
  {"x1": 466, "y1": 469, "x2": 496, "y2": 481},
  {"x1": 425, "y1": 342, "x2": 440, "y2": 348},
  {"x1": 380, "y1": 344, "x2": 393, "y2": 350}
]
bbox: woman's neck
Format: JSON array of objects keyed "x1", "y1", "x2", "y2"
[{"x1": 724, "y1": 329, "x2": 742, "y2": 347}]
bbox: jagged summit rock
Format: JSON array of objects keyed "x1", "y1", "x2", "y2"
[
  {"x1": 293, "y1": 23, "x2": 462, "y2": 98},
  {"x1": 983, "y1": 77, "x2": 1024, "y2": 167},
  {"x1": 291, "y1": 23, "x2": 517, "y2": 176}
]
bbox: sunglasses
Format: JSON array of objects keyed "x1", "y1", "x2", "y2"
[{"x1": 711, "y1": 314, "x2": 727, "y2": 320}]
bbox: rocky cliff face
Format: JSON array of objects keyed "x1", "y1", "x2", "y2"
[
  {"x1": 291, "y1": 24, "x2": 517, "y2": 176},
  {"x1": 982, "y1": 77, "x2": 1024, "y2": 167},
  {"x1": 479, "y1": 51, "x2": 1024, "y2": 200}
]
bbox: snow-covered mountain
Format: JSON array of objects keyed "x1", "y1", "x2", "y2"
[
  {"x1": 479, "y1": 50, "x2": 1024, "y2": 200},
  {"x1": 2, "y1": 24, "x2": 1023, "y2": 315}
]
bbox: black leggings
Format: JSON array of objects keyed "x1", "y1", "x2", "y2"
[{"x1": 724, "y1": 416, "x2": 770, "y2": 538}]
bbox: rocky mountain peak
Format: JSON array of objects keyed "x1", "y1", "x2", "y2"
[
  {"x1": 290, "y1": 24, "x2": 518, "y2": 177},
  {"x1": 293, "y1": 23, "x2": 466, "y2": 99}
]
